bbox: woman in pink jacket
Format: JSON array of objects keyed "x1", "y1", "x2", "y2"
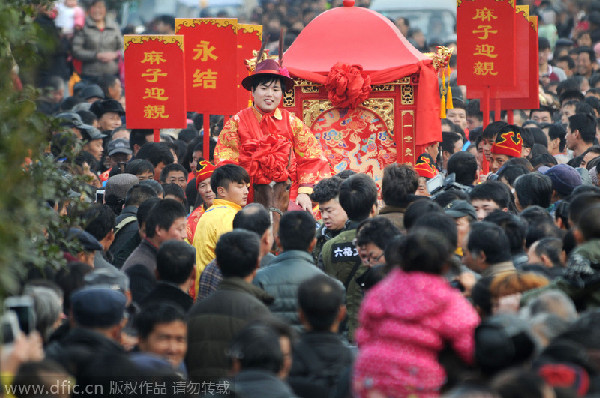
[{"x1": 353, "y1": 228, "x2": 480, "y2": 398}]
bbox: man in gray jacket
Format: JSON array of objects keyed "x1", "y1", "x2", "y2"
[{"x1": 253, "y1": 211, "x2": 335, "y2": 329}]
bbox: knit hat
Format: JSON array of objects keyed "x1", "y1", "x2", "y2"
[
  {"x1": 105, "y1": 173, "x2": 139, "y2": 201},
  {"x1": 445, "y1": 199, "x2": 477, "y2": 220},
  {"x1": 90, "y1": 99, "x2": 125, "y2": 118},
  {"x1": 414, "y1": 153, "x2": 438, "y2": 179},
  {"x1": 540, "y1": 164, "x2": 582, "y2": 197},
  {"x1": 491, "y1": 129, "x2": 522, "y2": 158},
  {"x1": 67, "y1": 228, "x2": 103, "y2": 252},
  {"x1": 195, "y1": 160, "x2": 216, "y2": 190},
  {"x1": 107, "y1": 138, "x2": 132, "y2": 156},
  {"x1": 85, "y1": 267, "x2": 130, "y2": 294},
  {"x1": 80, "y1": 84, "x2": 104, "y2": 101}
]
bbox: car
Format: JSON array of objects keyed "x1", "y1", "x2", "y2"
[{"x1": 370, "y1": 0, "x2": 456, "y2": 44}]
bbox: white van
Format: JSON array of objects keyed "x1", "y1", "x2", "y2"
[{"x1": 370, "y1": 0, "x2": 456, "y2": 44}]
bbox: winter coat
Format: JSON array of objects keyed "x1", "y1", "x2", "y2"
[
  {"x1": 46, "y1": 327, "x2": 126, "y2": 382},
  {"x1": 288, "y1": 332, "x2": 354, "y2": 397},
  {"x1": 185, "y1": 277, "x2": 273, "y2": 383},
  {"x1": 232, "y1": 370, "x2": 297, "y2": 398},
  {"x1": 72, "y1": 16, "x2": 122, "y2": 77},
  {"x1": 109, "y1": 205, "x2": 139, "y2": 268},
  {"x1": 253, "y1": 250, "x2": 330, "y2": 328},
  {"x1": 122, "y1": 239, "x2": 158, "y2": 304},
  {"x1": 141, "y1": 281, "x2": 193, "y2": 312},
  {"x1": 321, "y1": 220, "x2": 365, "y2": 341},
  {"x1": 354, "y1": 269, "x2": 480, "y2": 398}
]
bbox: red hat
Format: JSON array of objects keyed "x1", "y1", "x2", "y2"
[
  {"x1": 241, "y1": 58, "x2": 294, "y2": 92},
  {"x1": 491, "y1": 130, "x2": 522, "y2": 158},
  {"x1": 195, "y1": 160, "x2": 216, "y2": 190},
  {"x1": 414, "y1": 153, "x2": 438, "y2": 179}
]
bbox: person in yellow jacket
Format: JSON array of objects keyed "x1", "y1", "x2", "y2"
[{"x1": 192, "y1": 163, "x2": 250, "y2": 295}]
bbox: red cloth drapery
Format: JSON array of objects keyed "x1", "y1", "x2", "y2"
[
  {"x1": 287, "y1": 60, "x2": 441, "y2": 146},
  {"x1": 281, "y1": 6, "x2": 441, "y2": 147}
]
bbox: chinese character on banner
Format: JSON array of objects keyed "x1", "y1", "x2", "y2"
[
  {"x1": 176, "y1": 18, "x2": 239, "y2": 115},
  {"x1": 193, "y1": 69, "x2": 218, "y2": 88},
  {"x1": 124, "y1": 35, "x2": 187, "y2": 129},
  {"x1": 467, "y1": 7, "x2": 539, "y2": 110},
  {"x1": 457, "y1": 0, "x2": 516, "y2": 87}
]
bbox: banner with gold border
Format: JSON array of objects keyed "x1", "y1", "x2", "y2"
[
  {"x1": 175, "y1": 18, "x2": 239, "y2": 115},
  {"x1": 457, "y1": 0, "x2": 516, "y2": 87},
  {"x1": 468, "y1": 6, "x2": 536, "y2": 106},
  {"x1": 124, "y1": 35, "x2": 187, "y2": 129}
]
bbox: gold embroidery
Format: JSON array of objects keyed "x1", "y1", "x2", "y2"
[
  {"x1": 283, "y1": 90, "x2": 295, "y2": 107},
  {"x1": 124, "y1": 35, "x2": 184, "y2": 51},
  {"x1": 458, "y1": 0, "x2": 514, "y2": 8},
  {"x1": 401, "y1": 85, "x2": 414, "y2": 105},
  {"x1": 238, "y1": 24, "x2": 262, "y2": 35},
  {"x1": 362, "y1": 98, "x2": 395, "y2": 132},
  {"x1": 303, "y1": 100, "x2": 333, "y2": 126},
  {"x1": 175, "y1": 18, "x2": 238, "y2": 32},
  {"x1": 214, "y1": 119, "x2": 240, "y2": 163},
  {"x1": 295, "y1": 79, "x2": 320, "y2": 86},
  {"x1": 372, "y1": 85, "x2": 394, "y2": 92},
  {"x1": 301, "y1": 86, "x2": 320, "y2": 94}
]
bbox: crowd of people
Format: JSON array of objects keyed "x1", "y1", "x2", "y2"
[{"x1": 9, "y1": 0, "x2": 600, "y2": 397}]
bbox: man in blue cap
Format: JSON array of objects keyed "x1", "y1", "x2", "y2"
[
  {"x1": 46, "y1": 286, "x2": 129, "y2": 383},
  {"x1": 65, "y1": 227, "x2": 104, "y2": 268}
]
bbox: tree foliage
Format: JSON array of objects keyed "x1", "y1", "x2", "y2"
[{"x1": 0, "y1": 0, "x2": 91, "y2": 299}]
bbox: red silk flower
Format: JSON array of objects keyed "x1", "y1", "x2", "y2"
[
  {"x1": 325, "y1": 63, "x2": 372, "y2": 109},
  {"x1": 239, "y1": 135, "x2": 292, "y2": 185}
]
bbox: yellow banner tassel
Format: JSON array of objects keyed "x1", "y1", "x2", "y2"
[
  {"x1": 447, "y1": 85, "x2": 454, "y2": 109},
  {"x1": 440, "y1": 94, "x2": 446, "y2": 118}
]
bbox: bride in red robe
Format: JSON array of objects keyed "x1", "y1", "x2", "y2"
[{"x1": 214, "y1": 58, "x2": 331, "y2": 211}]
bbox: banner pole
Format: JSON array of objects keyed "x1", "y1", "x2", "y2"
[{"x1": 203, "y1": 115, "x2": 211, "y2": 161}]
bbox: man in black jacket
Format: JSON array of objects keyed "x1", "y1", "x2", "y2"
[
  {"x1": 229, "y1": 322, "x2": 298, "y2": 398},
  {"x1": 289, "y1": 274, "x2": 354, "y2": 397},
  {"x1": 109, "y1": 184, "x2": 157, "y2": 268},
  {"x1": 141, "y1": 240, "x2": 195, "y2": 312},
  {"x1": 186, "y1": 229, "x2": 273, "y2": 384},
  {"x1": 122, "y1": 199, "x2": 187, "y2": 304}
]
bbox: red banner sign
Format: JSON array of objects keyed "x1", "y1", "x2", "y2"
[
  {"x1": 236, "y1": 24, "x2": 262, "y2": 111},
  {"x1": 468, "y1": 7, "x2": 537, "y2": 109},
  {"x1": 457, "y1": 0, "x2": 516, "y2": 87},
  {"x1": 175, "y1": 18, "x2": 239, "y2": 115},
  {"x1": 500, "y1": 16, "x2": 539, "y2": 109},
  {"x1": 123, "y1": 35, "x2": 187, "y2": 129}
]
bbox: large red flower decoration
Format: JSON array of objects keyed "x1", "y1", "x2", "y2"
[
  {"x1": 239, "y1": 135, "x2": 292, "y2": 184},
  {"x1": 325, "y1": 63, "x2": 372, "y2": 109}
]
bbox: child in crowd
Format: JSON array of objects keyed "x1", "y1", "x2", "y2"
[
  {"x1": 55, "y1": 0, "x2": 85, "y2": 37},
  {"x1": 353, "y1": 227, "x2": 480, "y2": 398}
]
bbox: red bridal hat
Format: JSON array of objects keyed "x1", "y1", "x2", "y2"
[
  {"x1": 491, "y1": 129, "x2": 522, "y2": 158},
  {"x1": 195, "y1": 160, "x2": 216, "y2": 190},
  {"x1": 414, "y1": 153, "x2": 439, "y2": 179},
  {"x1": 241, "y1": 58, "x2": 294, "y2": 92}
]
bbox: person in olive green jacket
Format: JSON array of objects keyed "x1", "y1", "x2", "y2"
[
  {"x1": 321, "y1": 174, "x2": 378, "y2": 342},
  {"x1": 310, "y1": 177, "x2": 348, "y2": 264}
]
